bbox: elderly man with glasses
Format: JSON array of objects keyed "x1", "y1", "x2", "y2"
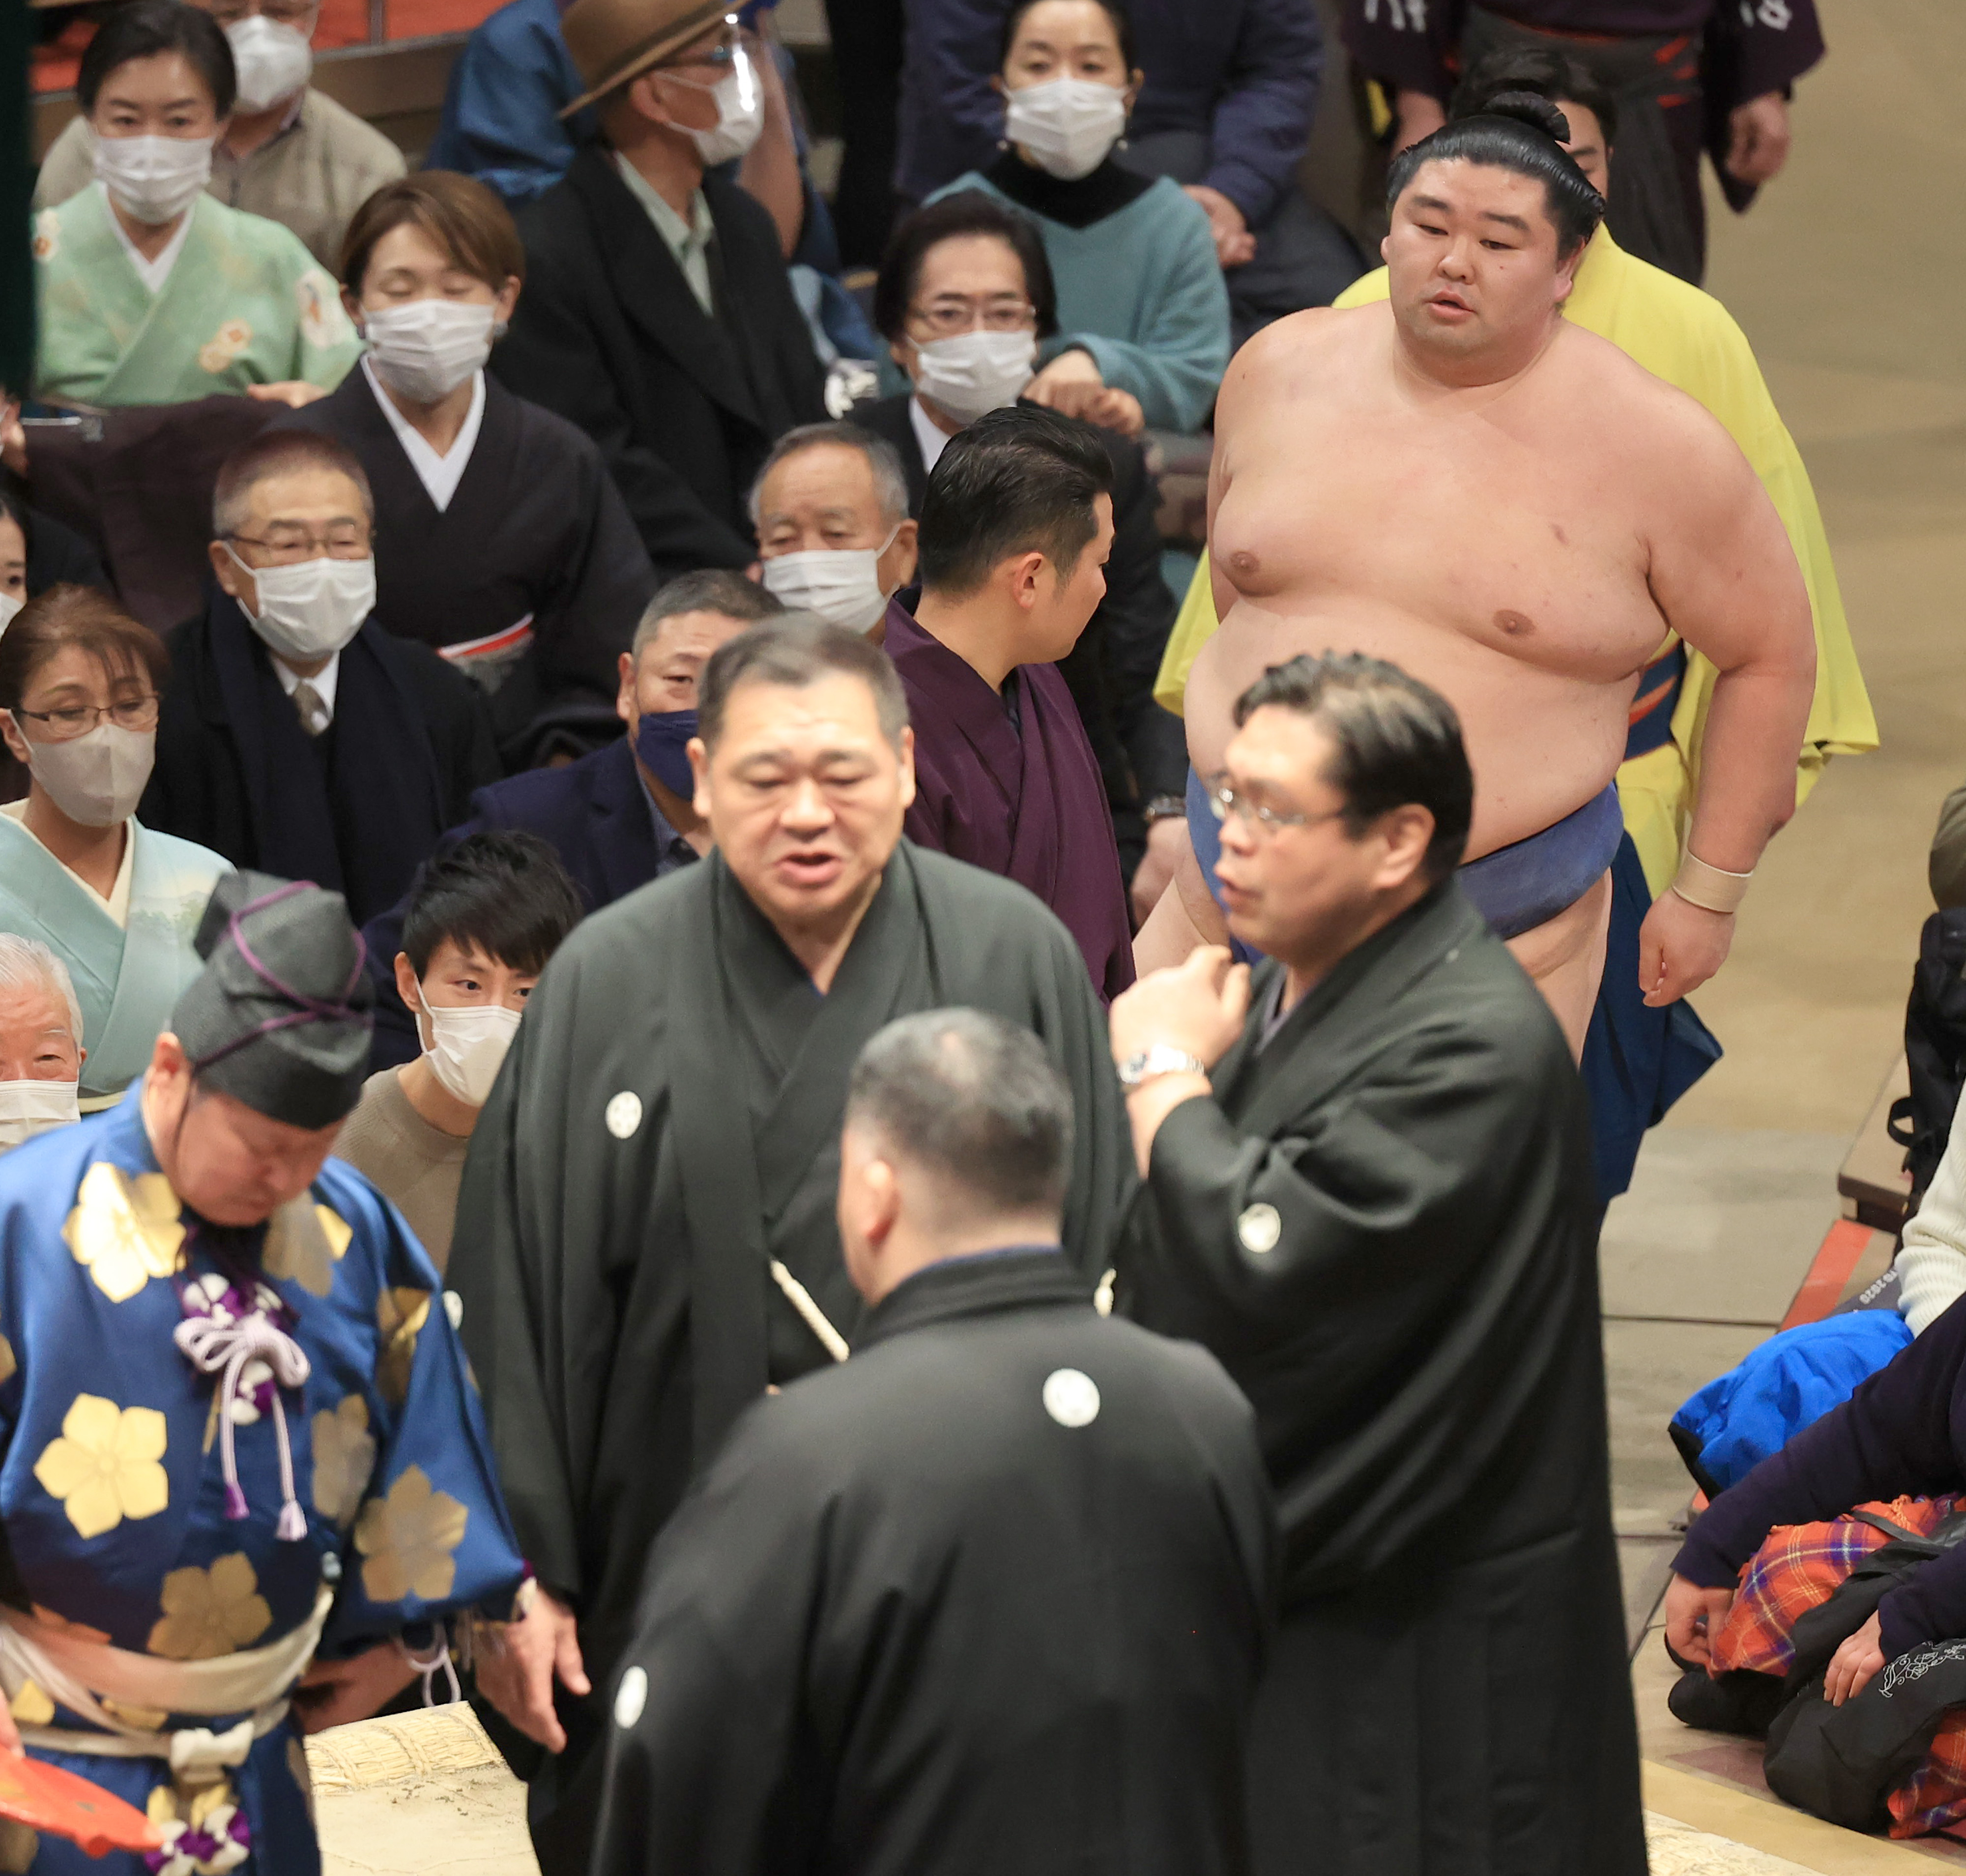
[
  {"x1": 491, "y1": 0, "x2": 829, "y2": 578},
  {"x1": 1111, "y1": 649, "x2": 1644, "y2": 1876},
  {"x1": 141, "y1": 428, "x2": 497, "y2": 924},
  {"x1": 32, "y1": 0, "x2": 405, "y2": 268}
]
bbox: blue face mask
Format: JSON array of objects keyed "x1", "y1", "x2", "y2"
[{"x1": 636, "y1": 708, "x2": 700, "y2": 800}]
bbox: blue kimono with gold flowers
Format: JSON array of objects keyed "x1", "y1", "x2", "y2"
[{"x1": 0, "y1": 1087, "x2": 526, "y2": 1875}]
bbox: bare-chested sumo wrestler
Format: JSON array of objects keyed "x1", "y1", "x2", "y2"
[{"x1": 1140, "y1": 93, "x2": 1816, "y2": 1055}]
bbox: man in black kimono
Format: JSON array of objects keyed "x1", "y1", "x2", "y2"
[
  {"x1": 451, "y1": 617, "x2": 1128, "y2": 1875},
  {"x1": 490, "y1": 0, "x2": 828, "y2": 578},
  {"x1": 589, "y1": 1007, "x2": 1276, "y2": 1875},
  {"x1": 1112, "y1": 651, "x2": 1644, "y2": 1875},
  {"x1": 141, "y1": 430, "x2": 499, "y2": 928}
]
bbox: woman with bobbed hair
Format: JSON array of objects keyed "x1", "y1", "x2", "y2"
[
  {"x1": 272, "y1": 171, "x2": 654, "y2": 763},
  {"x1": 0, "y1": 586, "x2": 231, "y2": 1106},
  {"x1": 33, "y1": 0, "x2": 360, "y2": 407}
]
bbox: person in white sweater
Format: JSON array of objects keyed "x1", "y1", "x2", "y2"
[{"x1": 1897, "y1": 1102, "x2": 1966, "y2": 1334}]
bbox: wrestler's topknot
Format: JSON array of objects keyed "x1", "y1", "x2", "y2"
[{"x1": 1386, "y1": 87, "x2": 1607, "y2": 259}]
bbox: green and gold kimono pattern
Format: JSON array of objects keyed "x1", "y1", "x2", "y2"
[{"x1": 32, "y1": 186, "x2": 358, "y2": 407}]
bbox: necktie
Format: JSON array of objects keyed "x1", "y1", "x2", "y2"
[{"x1": 291, "y1": 680, "x2": 330, "y2": 738}]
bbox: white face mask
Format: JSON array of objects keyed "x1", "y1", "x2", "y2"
[
  {"x1": 225, "y1": 14, "x2": 314, "y2": 114},
  {"x1": 418, "y1": 992, "x2": 521, "y2": 1107},
  {"x1": 666, "y1": 46, "x2": 765, "y2": 167},
  {"x1": 760, "y1": 525, "x2": 901, "y2": 635},
  {"x1": 225, "y1": 546, "x2": 376, "y2": 665},
  {"x1": 91, "y1": 132, "x2": 215, "y2": 226},
  {"x1": 16, "y1": 717, "x2": 154, "y2": 827},
  {"x1": 0, "y1": 1079, "x2": 80, "y2": 1151},
  {"x1": 912, "y1": 330, "x2": 1037, "y2": 426},
  {"x1": 1004, "y1": 77, "x2": 1128, "y2": 181},
  {"x1": 0, "y1": 593, "x2": 22, "y2": 639},
  {"x1": 363, "y1": 299, "x2": 499, "y2": 405}
]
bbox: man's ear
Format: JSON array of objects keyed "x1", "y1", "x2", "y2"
[
  {"x1": 1375, "y1": 805, "x2": 1437, "y2": 891},
  {"x1": 688, "y1": 736, "x2": 712, "y2": 819},
  {"x1": 393, "y1": 951, "x2": 423, "y2": 1013},
  {"x1": 1006, "y1": 550, "x2": 1047, "y2": 612},
  {"x1": 616, "y1": 650, "x2": 637, "y2": 726},
  {"x1": 895, "y1": 723, "x2": 917, "y2": 814},
  {"x1": 209, "y1": 539, "x2": 249, "y2": 607}
]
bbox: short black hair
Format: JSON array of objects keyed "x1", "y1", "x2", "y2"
[
  {"x1": 848, "y1": 1009, "x2": 1072, "y2": 1219},
  {"x1": 872, "y1": 192, "x2": 1059, "y2": 343},
  {"x1": 916, "y1": 405, "x2": 1113, "y2": 599},
  {"x1": 1452, "y1": 47, "x2": 1619, "y2": 147},
  {"x1": 1387, "y1": 90, "x2": 1604, "y2": 260},
  {"x1": 400, "y1": 831, "x2": 585, "y2": 979},
  {"x1": 998, "y1": 0, "x2": 1137, "y2": 73},
  {"x1": 79, "y1": 0, "x2": 236, "y2": 118},
  {"x1": 633, "y1": 568, "x2": 783, "y2": 655},
  {"x1": 1233, "y1": 652, "x2": 1473, "y2": 884},
  {"x1": 697, "y1": 616, "x2": 910, "y2": 754}
]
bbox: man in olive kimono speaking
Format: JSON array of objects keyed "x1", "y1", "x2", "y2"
[
  {"x1": 1112, "y1": 652, "x2": 1645, "y2": 1876},
  {"x1": 452, "y1": 619, "x2": 1129, "y2": 1875}
]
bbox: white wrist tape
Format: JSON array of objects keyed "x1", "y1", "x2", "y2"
[{"x1": 1672, "y1": 851, "x2": 1753, "y2": 915}]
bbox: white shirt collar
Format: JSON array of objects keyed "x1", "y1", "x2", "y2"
[
  {"x1": 361, "y1": 356, "x2": 486, "y2": 513},
  {"x1": 101, "y1": 182, "x2": 195, "y2": 296},
  {"x1": 270, "y1": 649, "x2": 341, "y2": 720},
  {"x1": 909, "y1": 395, "x2": 956, "y2": 476}
]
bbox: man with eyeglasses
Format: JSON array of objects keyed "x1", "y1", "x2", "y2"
[
  {"x1": 1111, "y1": 650, "x2": 1644, "y2": 1876},
  {"x1": 33, "y1": 0, "x2": 405, "y2": 269},
  {"x1": 450, "y1": 614, "x2": 1126, "y2": 1875},
  {"x1": 491, "y1": 0, "x2": 828, "y2": 579},
  {"x1": 141, "y1": 429, "x2": 499, "y2": 924}
]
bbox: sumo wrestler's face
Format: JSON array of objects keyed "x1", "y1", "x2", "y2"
[{"x1": 1383, "y1": 159, "x2": 1579, "y2": 360}]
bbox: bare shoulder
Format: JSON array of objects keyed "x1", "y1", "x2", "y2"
[
  {"x1": 1546, "y1": 320, "x2": 1752, "y2": 486},
  {"x1": 1218, "y1": 304, "x2": 1385, "y2": 408}
]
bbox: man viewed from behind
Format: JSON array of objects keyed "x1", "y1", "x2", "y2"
[
  {"x1": 592, "y1": 1008, "x2": 1275, "y2": 1876},
  {"x1": 1114, "y1": 652, "x2": 1644, "y2": 1874}
]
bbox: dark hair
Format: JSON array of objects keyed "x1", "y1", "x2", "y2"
[
  {"x1": 998, "y1": 0, "x2": 1136, "y2": 73},
  {"x1": 634, "y1": 568, "x2": 783, "y2": 655},
  {"x1": 1233, "y1": 652, "x2": 1473, "y2": 884},
  {"x1": 0, "y1": 585, "x2": 169, "y2": 711},
  {"x1": 698, "y1": 617, "x2": 909, "y2": 754},
  {"x1": 400, "y1": 830, "x2": 584, "y2": 979},
  {"x1": 917, "y1": 405, "x2": 1112, "y2": 598},
  {"x1": 339, "y1": 171, "x2": 526, "y2": 297},
  {"x1": 213, "y1": 430, "x2": 374, "y2": 538},
  {"x1": 872, "y1": 192, "x2": 1059, "y2": 343},
  {"x1": 79, "y1": 0, "x2": 236, "y2": 118},
  {"x1": 1452, "y1": 47, "x2": 1618, "y2": 147},
  {"x1": 1386, "y1": 91, "x2": 1604, "y2": 260},
  {"x1": 848, "y1": 1009, "x2": 1072, "y2": 1218}
]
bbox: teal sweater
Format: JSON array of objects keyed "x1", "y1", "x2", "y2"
[{"x1": 927, "y1": 160, "x2": 1230, "y2": 434}]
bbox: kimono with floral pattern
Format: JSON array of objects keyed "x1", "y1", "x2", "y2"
[
  {"x1": 0, "y1": 1087, "x2": 525, "y2": 1875},
  {"x1": 32, "y1": 186, "x2": 359, "y2": 408}
]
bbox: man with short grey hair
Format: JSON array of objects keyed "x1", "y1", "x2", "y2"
[
  {"x1": 750, "y1": 422, "x2": 920, "y2": 637},
  {"x1": 0, "y1": 935, "x2": 85, "y2": 1152},
  {"x1": 1113, "y1": 649, "x2": 1643, "y2": 1873},
  {"x1": 590, "y1": 1006, "x2": 1276, "y2": 1876},
  {"x1": 455, "y1": 618, "x2": 1127, "y2": 1872}
]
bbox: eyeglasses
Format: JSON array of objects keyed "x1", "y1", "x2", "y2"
[
  {"x1": 908, "y1": 297, "x2": 1037, "y2": 338},
  {"x1": 205, "y1": 0, "x2": 318, "y2": 28},
  {"x1": 227, "y1": 528, "x2": 371, "y2": 565},
  {"x1": 653, "y1": 22, "x2": 743, "y2": 72},
  {"x1": 14, "y1": 696, "x2": 160, "y2": 741},
  {"x1": 1205, "y1": 774, "x2": 1346, "y2": 836}
]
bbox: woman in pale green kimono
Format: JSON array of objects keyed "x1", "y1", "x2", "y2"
[
  {"x1": 0, "y1": 588, "x2": 230, "y2": 1109},
  {"x1": 33, "y1": 0, "x2": 360, "y2": 409}
]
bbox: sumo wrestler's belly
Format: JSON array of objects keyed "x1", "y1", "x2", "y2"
[{"x1": 1186, "y1": 597, "x2": 1640, "y2": 860}]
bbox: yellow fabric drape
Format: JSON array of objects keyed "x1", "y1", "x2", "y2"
[{"x1": 1153, "y1": 228, "x2": 1877, "y2": 895}]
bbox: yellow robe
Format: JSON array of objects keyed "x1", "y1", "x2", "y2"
[{"x1": 1153, "y1": 228, "x2": 1877, "y2": 895}]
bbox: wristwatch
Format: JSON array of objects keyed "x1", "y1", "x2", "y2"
[
  {"x1": 1117, "y1": 1044, "x2": 1208, "y2": 1089},
  {"x1": 1142, "y1": 794, "x2": 1187, "y2": 824}
]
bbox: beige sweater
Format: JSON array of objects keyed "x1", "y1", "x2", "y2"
[{"x1": 332, "y1": 1068, "x2": 469, "y2": 1274}]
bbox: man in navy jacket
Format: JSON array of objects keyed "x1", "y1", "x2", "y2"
[{"x1": 361, "y1": 570, "x2": 784, "y2": 1067}]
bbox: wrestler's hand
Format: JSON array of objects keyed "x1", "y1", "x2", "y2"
[
  {"x1": 1725, "y1": 92, "x2": 1792, "y2": 186},
  {"x1": 1825, "y1": 1611, "x2": 1886, "y2": 1707},
  {"x1": 1638, "y1": 892, "x2": 1734, "y2": 1006},
  {"x1": 477, "y1": 1587, "x2": 588, "y2": 1754},
  {"x1": 1662, "y1": 1573, "x2": 1735, "y2": 1676},
  {"x1": 292, "y1": 1641, "x2": 419, "y2": 1733},
  {"x1": 1184, "y1": 185, "x2": 1258, "y2": 270}
]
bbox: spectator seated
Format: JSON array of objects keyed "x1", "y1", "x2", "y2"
[{"x1": 0, "y1": 934, "x2": 87, "y2": 1153}]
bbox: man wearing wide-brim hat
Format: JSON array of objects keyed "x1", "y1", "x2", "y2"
[{"x1": 488, "y1": 0, "x2": 828, "y2": 582}]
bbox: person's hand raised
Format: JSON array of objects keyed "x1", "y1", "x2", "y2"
[{"x1": 1109, "y1": 944, "x2": 1250, "y2": 1072}]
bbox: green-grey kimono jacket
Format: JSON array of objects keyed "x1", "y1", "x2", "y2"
[
  {"x1": 32, "y1": 184, "x2": 359, "y2": 407},
  {"x1": 0, "y1": 810, "x2": 230, "y2": 1106}
]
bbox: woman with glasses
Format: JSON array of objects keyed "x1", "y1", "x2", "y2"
[
  {"x1": 33, "y1": 0, "x2": 406, "y2": 271},
  {"x1": 32, "y1": 0, "x2": 362, "y2": 410},
  {"x1": 0, "y1": 587, "x2": 231, "y2": 1108},
  {"x1": 921, "y1": 0, "x2": 1230, "y2": 437}
]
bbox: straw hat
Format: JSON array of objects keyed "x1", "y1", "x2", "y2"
[{"x1": 558, "y1": 0, "x2": 732, "y2": 118}]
